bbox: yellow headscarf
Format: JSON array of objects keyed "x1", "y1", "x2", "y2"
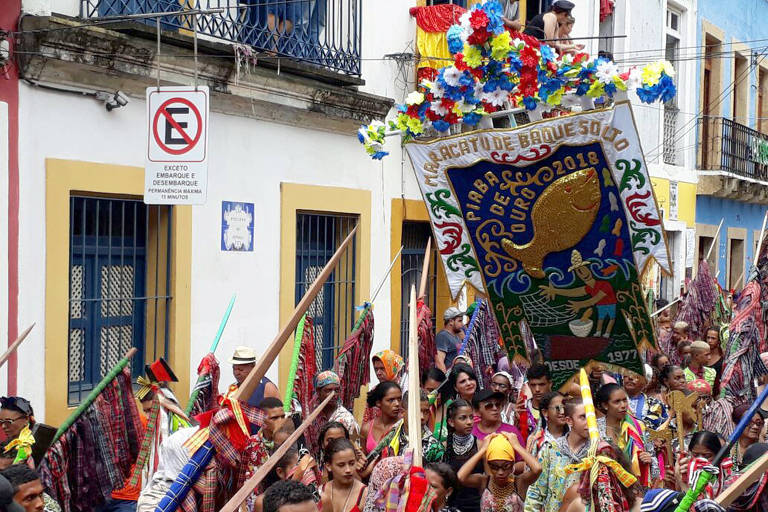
[{"x1": 486, "y1": 434, "x2": 516, "y2": 462}]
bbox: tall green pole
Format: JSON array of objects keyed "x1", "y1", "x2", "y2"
[
  {"x1": 53, "y1": 347, "x2": 138, "y2": 443},
  {"x1": 185, "y1": 294, "x2": 236, "y2": 415}
]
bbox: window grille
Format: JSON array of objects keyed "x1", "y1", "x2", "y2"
[
  {"x1": 399, "y1": 222, "x2": 438, "y2": 358},
  {"x1": 295, "y1": 213, "x2": 357, "y2": 369},
  {"x1": 68, "y1": 196, "x2": 173, "y2": 405}
]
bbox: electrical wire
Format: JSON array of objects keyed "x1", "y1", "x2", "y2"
[{"x1": 644, "y1": 45, "x2": 768, "y2": 164}]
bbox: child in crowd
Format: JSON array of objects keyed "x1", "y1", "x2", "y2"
[
  {"x1": 524, "y1": 398, "x2": 589, "y2": 512},
  {"x1": 426, "y1": 463, "x2": 461, "y2": 512},
  {"x1": 458, "y1": 433, "x2": 541, "y2": 512},
  {"x1": 320, "y1": 438, "x2": 367, "y2": 512},
  {"x1": 443, "y1": 399, "x2": 481, "y2": 512}
]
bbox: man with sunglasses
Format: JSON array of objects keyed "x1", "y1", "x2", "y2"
[{"x1": 471, "y1": 390, "x2": 525, "y2": 467}]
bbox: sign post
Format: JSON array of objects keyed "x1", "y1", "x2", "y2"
[{"x1": 145, "y1": 86, "x2": 209, "y2": 205}]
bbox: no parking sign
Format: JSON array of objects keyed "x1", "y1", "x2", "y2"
[{"x1": 145, "y1": 86, "x2": 209, "y2": 204}]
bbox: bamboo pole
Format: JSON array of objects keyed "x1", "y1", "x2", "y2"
[
  {"x1": 185, "y1": 295, "x2": 236, "y2": 414},
  {"x1": 219, "y1": 393, "x2": 335, "y2": 512},
  {"x1": 233, "y1": 224, "x2": 358, "y2": 401},
  {"x1": 0, "y1": 323, "x2": 34, "y2": 369},
  {"x1": 407, "y1": 284, "x2": 422, "y2": 468},
  {"x1": 53, "y1": 347, "x2": 138, "y2": 443},
  {"x1": 418, "y1": 238, "x2": 432, "y2": 300},
  {"x1": 704, "y1": 218, "x2": 724, "y2": 263}
]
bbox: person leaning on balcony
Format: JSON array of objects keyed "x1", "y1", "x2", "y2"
[
  {"x1": 523, "y1": 0, "x2": 574, "y2": 49},
  {"x1": 556, "y1": 15, "x2": 584, "y2": 54}
]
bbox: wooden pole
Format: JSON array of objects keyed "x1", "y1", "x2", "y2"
[
  {"x1": 650, "y1": 297, "x2": 681, "y2": 318},
  {"x1": 370, "y1": 246, "x2": 403, "y2": 305},
  {"x1": 716, "y1": 450, "x2": 768, "y2": 506},
  {"x1": 407, "y1": 284, "x2": 422, "y2": 468},
  {"x1": 219, "y1": 393, "x2": 335, "y2": 512},
  {"x1": 233, "y1": 224, "x2": 358, "y2": 401},
  {"x1": 0, "y1": 323, "x2": 34, "y2": 369},
  {"x1": 418, "y1": 238, "x2": 432, "y2": 300},
  {"x1": 754, "y1": 210, "x2": 768, "y2": 263},
  {"x1": 704, "y1": 218, "x2": 724, "y2": 263}
]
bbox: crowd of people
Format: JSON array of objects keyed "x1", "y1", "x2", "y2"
[{"x1": 0, "y1": 288, "x2": 765, "y2": 512}]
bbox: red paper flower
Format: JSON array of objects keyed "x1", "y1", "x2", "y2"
[
  {"x1": 425, "y1": 108, "x2": 440, "y2": 121},
  {"x1": 469, "y1": 9, "x2": 489, "y2": 30},
  {"x1": 455, "y1": 54, "x2": 469, "y2": 71},
  {"x1": 406, "y1": 104, "x2": 421, "y2": 117},
  {"x1": 467, "y1": 28, "x2": 491, "y2": 46},
  {"x1": 444, "y1": 112, "x2": 459, "y2": 124},
  {"x1": 520, "y1": 45, "x2": 539, "y2": 67},
  {"x1": 441, "y1": 98, "x2": 456, "y2": 110}
]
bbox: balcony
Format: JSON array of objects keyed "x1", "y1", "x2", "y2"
[
  {"x1": 80, "y1": 0, "x2": 362, "y2": 76},
  {"x1": 697, "y1": 117, "x2": 768, "y2": 203}
]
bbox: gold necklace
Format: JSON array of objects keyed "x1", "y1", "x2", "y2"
[{"x1": 488, "y1": 478, "x2": 516, "y2": 511}]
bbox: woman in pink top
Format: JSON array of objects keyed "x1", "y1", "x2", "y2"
[{"x1": 470, "y1": 390, "x2": 525, "y2": 465}]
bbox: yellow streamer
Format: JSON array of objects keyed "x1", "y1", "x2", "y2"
[
  {"x1": 562, "y1": 455, "x2": 638, "y2": 488},
  {"x1": 4, "y1": 426, "x2": 35, "y2": 454}
]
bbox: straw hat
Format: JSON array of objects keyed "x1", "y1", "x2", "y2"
[
  {"x1": 228, "y1": 346, "x2": 257, "y2": 365},
  {"x1": 568, "y1": 250, "x2": 590, "y2": 272}
]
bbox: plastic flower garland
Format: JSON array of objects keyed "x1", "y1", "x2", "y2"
[{"x1": 358, "y1": 0, "x2": 676, "y2": 159}]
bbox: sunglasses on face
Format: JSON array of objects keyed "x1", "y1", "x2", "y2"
[
  {"x1": 549, "y1": 405, "x2": 565, "y2": 413},
  {"x1": 482, "y1": 402, "x2": 501, "y2": 410},
  {"x1": 488, "y1": 462, "x2": 513, "y2": 471}
]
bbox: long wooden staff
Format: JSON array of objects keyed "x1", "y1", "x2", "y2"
[
  {"x1": 716, "y1": 450, "x2": 768, "y2": 506},
  {"x1": 53, "y1": 347, "x2": 138, "y2": 443},
  {"x1": 0, "y1": 323, "x2": 34, "y2": 369},
  {"x1": 407, "y1": 284, "x2": 422, "y2": 468},
  {"x1": 219, "y1": 393, "x2": 335, "y2": 512},
  {"x1": 233, "y1": 224, "x2": 358, "y2": 401},
  {"x1": 418, "y1": 238, "x2": 431, "y2": 300},
  {"x1": 704, "y1": 218, "x2": 724, "y2": 263}
]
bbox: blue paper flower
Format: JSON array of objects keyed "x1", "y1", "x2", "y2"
[
  {"x1": 540, "y1": 44, "x2": 556, "y2": 64},
  {"x1": 447, "y1": 26, "x2": 465, "y2": 55},
  {"x1": 659, "y1": 74, "x2": 677, "y2": 102},
  {"x1": 463, "y1": 112, "x2": 482, "y2": 126},
  {"x1": 372, "y1": 151, "x2": 389, "y2": 160},
  {"x1": 432, "y1": 119, "x2": 451, "y2": 132},
  {"x1": 523, "y1": 96, "x2": 538, "y2": 110}
]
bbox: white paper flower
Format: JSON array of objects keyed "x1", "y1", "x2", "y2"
[
  {"x1": 431, "y1": 80, "x2": 446, "y2": 99},
  {"x1": 626, "y1": 67, "x2": 642, "y2": 89},
  {"x1": 443, "y1": 66, "x2": 462, "y2": 87},
  {"x1": 459, "y1": 11, "x2": 471, "y2": 31},
  {"x1": 406, "y1": 91, "x2": 425, "y2": 105},
  {"x1": 431, "y1": 102, "x2": 450, "y2": 116},
  {"x1": 484, "y1": 87, "x2": 508, "y2": 107},
  {"x1": 369, "y1": 120, "x2": 386, "y2": 132},
  {"x1": 596, "y1": 60, "x2": 620, "y2": 85}
]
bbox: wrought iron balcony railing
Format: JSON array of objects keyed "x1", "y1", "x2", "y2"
[
  {"x1": 80, "y1": 0, "x2": 362, "y2": 76},
  {"x1": 698, "y1": 116, "x2": 768, "y2": 181}
]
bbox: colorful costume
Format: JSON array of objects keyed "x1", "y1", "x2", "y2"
[
  {"x1": 482, "y1": 436, "x2": 524, "y2": 512},
  {"x1": 597, "y1": 415, "x2": 658, "y2": 486},
  {"x1": 524, "y1": 435, "x2": 589, "y2": 512},
  {"x1": 627, "y1": 392, "x2": 668, "y2": 431}
]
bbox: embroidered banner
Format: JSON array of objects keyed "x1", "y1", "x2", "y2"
[{"x1": 406, "y1": 102, "x2": 669, "y2": 387}]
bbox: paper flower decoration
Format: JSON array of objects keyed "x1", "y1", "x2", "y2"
[{"x1": 357, "y1": 0, "x2": 677, "y2": 159}]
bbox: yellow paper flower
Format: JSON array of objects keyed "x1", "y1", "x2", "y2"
[
  {"x1": 546, "y1": 88, "x2": 564, "y2": 105},
  {"x1": 641, "y1": 62, "x2": 664, "y2": 86},
  {"x1": 587, "y1": 80, "x2": 605, "y2": 98},
  {"x1": 490, "y1": 32, "x2": 511, "y2": 61},
  {"x1": 406, "y1": 116, "x2": 424, "y2": 135},
  {"x1": 463, "y1": 44, "x2": 483, "y2": 68},
  {"x1": 613, "y1": 76, "x2": 627, "y2": 91}
]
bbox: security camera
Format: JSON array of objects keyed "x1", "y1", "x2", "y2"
[{"x1": 104, "y1": 90, "x2": 129, "y2": 111}]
